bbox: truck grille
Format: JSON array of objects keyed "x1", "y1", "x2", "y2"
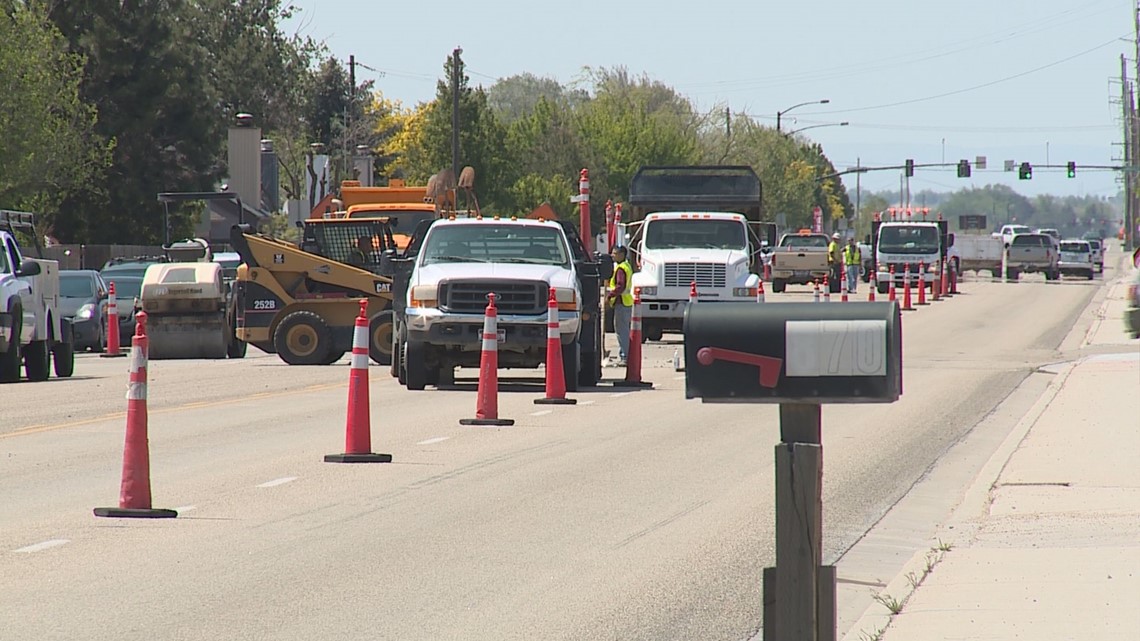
[
  {"x1": 663, "y1": 263, "x2": 727, "y2": 289},
  {"x1": 441, "y1": 280, "x2": 545, "y2": 314}
]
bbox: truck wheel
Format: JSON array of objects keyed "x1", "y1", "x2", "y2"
[
  {"x1": 273, "y1": 311, "x2": 333, "y2": 365},
  {"x1": 24, "y1": 340, "x2": 51, "y2": 382},
  {"x1": 404, "y1": 339, "x2": 428, "y2": 390},
  {"x1": 1087, "y1": 269, "x2": 1094, "y2": 280},
  {"x1": 829, "y1": 278, "x2": 841, "y2": 294},
  {"x1": 877, "y1": 281, "x2": 889, "y2": 295},
  {"x1": 369, "y1": 310, "x2": 394, "y2": 366},
  {"x1": 321, "y1": 350, "x2": 346, "y2": 365},
  {"x1": 562, "y1": 340, "x2": 579, "y2": 393},
  {"x1": 772, "y1": 279, "x2": 786, "y2": 293},
  {"x1": 1006, "y1": 267, "x2": 1019, "y2": 281},
  {"x1": 52, "y1": 322, "x2": 75, "y2": 378},
  {"x1": 644, "y1": 323, "x2": 663, "y2": 342},
  {"x1": 390, "y1": 332, "x2": 402, "y2": 379},
  {"x1": 1, "y1": 314, "x2": 21, "y2": 383},
  {"x1": 578, "y1": 348, "x2": 599, "y2": 388}
]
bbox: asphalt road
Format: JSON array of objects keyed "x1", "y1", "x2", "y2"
[{"x1": 0, "y1": 260, "x2": 1119, "y2": 641}]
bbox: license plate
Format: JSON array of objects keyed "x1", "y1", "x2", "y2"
[{"x1": 497, "y1": 328, "x2": 506, "y2": 344}]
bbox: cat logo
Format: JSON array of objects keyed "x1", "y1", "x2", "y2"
[
  {"x1": 374, "y1": 281, "x2": 391, "y2": 294},
  {"x1": 273, "y1": 253, "x2": 285, "y2": 264}
]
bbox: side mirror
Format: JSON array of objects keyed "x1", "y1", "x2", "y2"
[
  {"x1": 864, "y1": 234, "x2": 872, "y2": 245},
  {"x1": 947, "y1": 232, "x2": 956, "y2": 248},
  {"x1": 594, "y1": 252, "x2": 615, "y2": 281},
  {"x1": 16, "y1": 259, "x2": 41, "y2": 277}
]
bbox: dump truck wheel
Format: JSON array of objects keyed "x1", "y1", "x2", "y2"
[
  {"x1": 24, "y1": 340, "x2": 51, "y2": 382},
  {"x1": 273, "y1": 311, "x2": 332, "y2": 365},
  {"x1": 369, "y1": 310, "x2": 394, "y2": 366}
]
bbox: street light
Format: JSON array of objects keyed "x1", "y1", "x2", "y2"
[
  {"x1": 776, "y1": 99, "x2": 830, "y2": 132},
  {"x1": 786, "y1": 121, "x2": 849, "y2": 136}
]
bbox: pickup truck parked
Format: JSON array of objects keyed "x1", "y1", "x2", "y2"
[
  {"x1": 1004, "y1": 233, "x2": 1059, "y2": 281},
  {"x1": 1086, "y1": 238, "x2": 1105, "y2": 273},
  {"x1": 391, "y1": 214, "x2": 607, "y2": 391},
  {"x1": 1, "y1": 210, "x2": 75, "y2": 383},
  {"x1": 994, "y1": 224, "x2": 1031, "y2": 246},
  {"x1": 769, "y1": 231, "x2": 833, "y2": 293}
]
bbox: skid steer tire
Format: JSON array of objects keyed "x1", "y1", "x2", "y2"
[
  {"x1": 369, "y1": 310, "x2": 394, "y2": 366},
  {"x1": 273, "y1": 311, "x2": 333, "y2": 365}
]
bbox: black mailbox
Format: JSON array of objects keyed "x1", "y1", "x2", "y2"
[{"x1": 683, "y1": 302, "x2": 902, "y2": 404}]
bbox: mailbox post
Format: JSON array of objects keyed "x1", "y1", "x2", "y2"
[{"x1": 684, "y1": 302, "x2": 902, "y2": 641}]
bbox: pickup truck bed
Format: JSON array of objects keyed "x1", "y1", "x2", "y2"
[
  {"x1": 1005, "y1": 233, "x2": 1059, "y2": 281},
  {"x1": 769, "y1": 233, "x2": 833, "y2": 292}
]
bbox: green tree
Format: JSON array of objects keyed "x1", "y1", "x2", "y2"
[
  {"x1": 0, "y1": 2, "x2": 110, "y2": 228},
  {"x1": 49, "y1": 0, "x2": 224, "y2": 243},
  {"x1": 487, "y1": 72, "x2": 587, "y2": 125}
]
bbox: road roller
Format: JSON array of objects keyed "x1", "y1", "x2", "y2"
[{"x1": 139, "y1": 261, "x2": 234, "y2": 359}]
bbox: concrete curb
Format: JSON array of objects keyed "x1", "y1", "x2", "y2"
[{"x1": 838, "y1": 359, "x2": 1078, "y2": 641}]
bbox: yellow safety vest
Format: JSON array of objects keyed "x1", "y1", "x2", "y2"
[
  {"x1": 844, "y1": 245, "x2": 861, "y2": 265},
  {"x1": 828, "y1": 241, "x2": 839, "y2": 264},
  {"x1": 608, "y1": 260, "x2": 634, "y2": 307}
]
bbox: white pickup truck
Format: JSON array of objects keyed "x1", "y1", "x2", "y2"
[
  {"x1": 392, "y1": 215, "x2": 605, "y2": 391},
  {"x1": 1, "y1": 211, "x2": 75, "y2": 383}
]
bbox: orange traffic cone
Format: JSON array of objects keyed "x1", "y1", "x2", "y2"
[
  {"x1": 613, "y1": 287, "x2": 653, "y2": 388},
  {"x1": 941, "y1": 260, "x2": 951, "y2": 297},
  {"x1": 535, "y1": 288, "x2": 575, "y2": 405},
  {"x1": 888, "y1": 266, "x2": 897, "y2": 302},
  {"x1": 823, "y1": 275, "x2": 831, "y2": 303},
  {"x1": 868, "y1": 271, "x2": 877, "y2": 302},
  {"x1": 94, "y1": 312, "x2": 177, "y2": 519},
  {"x1": 100, "y1": 281, "x2": 126, "y2": 358},
  {"x1": 756, "y1": 279, "x2": 765, "y2": 303},
  {"x1": 902, "y1": 263, "x2": 914, "y2": 311},
  {"x1": 813, "y1": 280, "x2": 821, "y2": 303},
  {"x1": 461, "y1": 293, "x2": 514, "y2": 425},
  {"x1": 325, "y1": 300, "x2": 392, "y2": 463},
  {"x1": 917, "y1": 262, "x2": 928, "y2": 305},
  {"x1": 689, "y1": 281, "x2": 698, "y2": 306},
  {"x1": 840, "y1": 273, "x2": 849, "y2": 302}
]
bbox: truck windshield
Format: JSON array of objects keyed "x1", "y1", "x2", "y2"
[
  {"x1": 421, "y1": 224, "x2": 570, "y2": 267},
  {"x1": 644, "y1": 219, "x2": 746, "y2": 250},
  {"x1": 1059, "y1": 242, "x2": 1089, "y2": 253},
  {"x1": 878, "y1": 226, "x2": 940, "y2": 253},
  {"x1": 1011, "y1": 235, "x2": 1049, "y2": 247}
]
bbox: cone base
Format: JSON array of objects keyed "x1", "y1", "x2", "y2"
[
  {"x1": 324, "y1": 452, "x2": 393, "y2": 463},
  {"x1": 460, "y1": 418, "x2": 515, "y2": 426},
  {"x1": 99, "y1": 353, "x2": 128, "y2": 359},
  {"x1": 534, "y1": 397, "x2": 577, "y2": 405},
  {"x1": 93, "y1": 507, "x2": 178, "y2": 519},
  {"x1": 612, "y1": 380, "x2": 654, "y2": 388}
]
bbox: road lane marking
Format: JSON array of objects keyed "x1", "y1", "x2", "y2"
[
  {"x1": 257, "y1": 476, "x2": 297, "y2": 488},
  {"x1": 174, "y1": 505, "x2": 197, "y2": 513},
  {"x1": 416, "y1": 436, "x2": 450, "y2": 445},
  {"x1": 579, "y1": 400, "x2": 595, "y2": 406},
  {"x1": 3, "y1": 382, "x2": 346, "y2": 440},
  {"x1": 14, "y1": 539, "x2": 69, "y2": 553},
  {"x1": 609, "y1": 392, "x2": 632, "y2": 398},
  {"x1": 529, "y1": 410, "x2": 553, "y2": 416}
]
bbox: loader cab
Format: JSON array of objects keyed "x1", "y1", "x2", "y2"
[{"x1": 300, "y1": 218, "x2": 400, "y2": 277}]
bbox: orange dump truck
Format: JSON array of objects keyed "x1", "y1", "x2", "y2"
[{"x1": 310, "y1": 179, "x2": 447, "y2": 252}]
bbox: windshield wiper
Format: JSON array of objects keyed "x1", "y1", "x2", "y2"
[{"x1": 428, "y1": 255, "x2": 488, "y2": 263}]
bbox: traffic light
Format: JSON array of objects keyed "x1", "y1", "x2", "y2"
[
  {"x1": 1018, "y1": 162, "x2": 1032, "y2": 180},
  {"x1": 956, "y1": 159, "x2": 971, "y2": 178},
  {"x1": 905, "y1": 159, "x2": 915, "y2": 177},
  {"x1": 1066, "y1": 161, "x2": 1076, "y2": 178}
]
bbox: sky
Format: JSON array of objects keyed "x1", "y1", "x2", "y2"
[{"x1": 283, "y1": 0, "x2": 1136, "y2": 203}]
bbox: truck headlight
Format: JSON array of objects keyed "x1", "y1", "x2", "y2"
[
  {"x1": 638, "y1": 286, "x2": 657, "y2": 296},
  {"x1": 733, "y1": 287, "x2": 757, "y2": 297},
  {"x1": 410, "y1": 285, "x2": 438, "y2": 307},
  {"x1": 76, "y1": 303, "x2": 96, "y2": 320},
  {"x1": 554, "y1": 287, "x2": 577, "y2": 311}
]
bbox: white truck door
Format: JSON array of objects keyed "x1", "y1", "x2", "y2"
[{"x1": 4, "y1": 236, "x2": 34, "y2": 341}]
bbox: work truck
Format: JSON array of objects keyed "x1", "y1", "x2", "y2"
[
  {"x1": 769, "y1": 230, "x2": 833, "y2": 293},
  {"x1": 391, "y1": 212, "x2": 607, "y2": 391},
  {"x1": 620, "y1": 166, "x2": 774, "y2": 341},
  {"x1": 1003, "y1": 232, "x2": 1059, "y2": 281},
  {"x1": 1, "y1": 211, "x2": 75, "y2": 382},
  {"x1": 871, "y1": 218, "x2": 950, "y2": 295}
]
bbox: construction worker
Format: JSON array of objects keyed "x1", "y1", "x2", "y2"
[
  {"x1": 607, "y1": 245, "x2": 634, "y2": 366},
  {"x1": 828, "y1": 232, "x2": 842, "y2": 287},
  {"x1": 348, "y1": 236, "x2": 371, "y2": 266},
  {"x1": 843, "y1": 236, "x2": 862, "y2": 294}
]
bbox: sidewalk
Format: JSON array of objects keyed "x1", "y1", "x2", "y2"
[{"x1": 867, "y1": 275, "x2": 1140, "y2": 640}]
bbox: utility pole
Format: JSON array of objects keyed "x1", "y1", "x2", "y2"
[
  {"x1": 855, "y1": 157, "x2": 862, "y2": 228},
  {"x1": 348, "y1": 55, "x2": 356, "y2": 182},
  {"x1": 451, "y1": 47, "x2": 463, "y2": 181}
]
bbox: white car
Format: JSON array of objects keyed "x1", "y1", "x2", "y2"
[
  {"x1": 1085, "y1": 238, "x2": 1105, "y2": 273},
  {"x1": 396, "y1": 216, "x2": 602, "y2": 391},
  {"x1": 1057, "y1": 240, "x2": 1095, "y2": 280}
]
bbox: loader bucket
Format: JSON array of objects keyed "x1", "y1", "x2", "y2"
[{"x1": 147, "y1": 313, "x2": 228, "y2": 359}]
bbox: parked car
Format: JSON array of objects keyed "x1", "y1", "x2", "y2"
[
  {"x1": 99, "y1": 275, "x2": 143, "y2": 347},
  {"x1": 1125, "y1": 267, "x2": 1140, "y2": 339},
  {"x1": 101, "y1": 257, "x2": 163, "y2": 280},
  {"x1": 1086, "y1": 238, "x2": 1105, "y2": 273},
  {"x1": 59, "y1": 270, "x2": 109, "y2": 352},
  {"x1": 1057, "y1": 240, "x2": 1095, "y2": 280}
]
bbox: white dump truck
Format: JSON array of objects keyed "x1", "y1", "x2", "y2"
[
  {"x1": 620, "y1": 166, "x2": 774, "y2": 342},
  {"x1": 871, "y1": 218, "x2": 950, "y2": 295}
]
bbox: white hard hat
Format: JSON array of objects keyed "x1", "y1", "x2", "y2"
[{"x1": 832, "y1": 232, "x2": 841, "y2": 239}]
